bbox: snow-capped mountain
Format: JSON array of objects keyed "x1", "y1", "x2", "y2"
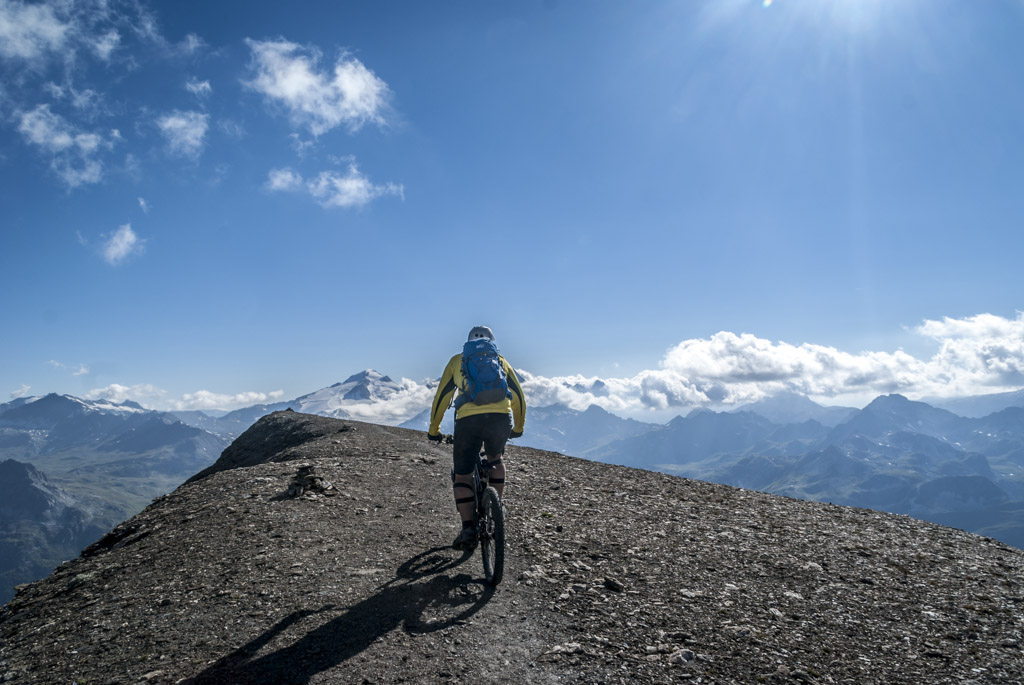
[
  {"x1": 292, "y1": 370, "x2": 433, "y2": 425},
  {"x1": 294, "y1": 370, "x2": 403, "y2": 416},
  {"x1": 174, "y1": 371, "x2": 435, "y2": 439},
  {"x1": 0, "y1": 393, "x2": 148, "y2": 427},
  {"x1": 0, "y1": 394, "x2": 157, "y2": 454}
]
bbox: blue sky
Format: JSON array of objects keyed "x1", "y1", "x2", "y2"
[{"x1": 2, "y1": 0, "x2": 1024, "y2": 418}]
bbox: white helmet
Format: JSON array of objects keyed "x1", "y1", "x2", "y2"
[{"x1": 467, "y1": 325, "x2": 495, "y2": 341}]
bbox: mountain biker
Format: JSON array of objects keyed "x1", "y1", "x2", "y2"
[{"x1": 428, "y1": 325, "x2": 526, "y2": 550}]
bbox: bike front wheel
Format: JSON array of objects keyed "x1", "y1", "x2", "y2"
[{"x1": 479, "y1": 486, "x2": 505, "y2": 587}]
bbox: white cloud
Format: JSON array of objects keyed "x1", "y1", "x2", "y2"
[
  {"x1": 244, "y1": 38, "x2": 391, "y2": 135},
  {"x1": 131, "y1": 6, "x2": 159, "y2": 43},
  {"x1": 16, "y1": 104, "x2": 111, "y2": 187},
  {"x1": 516, "y1": 370, "x2": 647, "y2": 415},
  {"x1": 0, "y1": 0, "x2": 183, "y2": 69},
  {"x1": 266, "y1": 167, "x2": 303, "y2": 191},
  {"x1": 101, "y1": 223, "x2": 143, "y2": 265},
  {"x1": 128, "y1": 10, "x2": 203, "y2": 56},
  {"x1": 10, "y1": 384, "x2": 31, "y2": 399},
  {"x1": 218, "y1": 119, "x2": 245, "y2": 139},
  {"x1": 91, "y1": 29, "x2": 119, "y2": 60},
  {"x1": 122, "y1": 152, "x2": 141, "y2": 180},
  {"x1": 513, "y1": 312, "x2": 1024, "y2": 417},
  {"x1": 49, "y1": 359, "x2": 89, "y2": 376},
  {"x1": 85, "y1": 383, "x2": 167, "y2": 405},
  {"x1": 185, "y1": 77, "x2": 211, "y2": 97},
  {"x1": 56, "y1": 158, "x2": 103, "y2": 186},
  {"x1": 331, "y1": 378, "x2": 435, "y2": 426},
  {"x1": 83, "y1": 384, "x2": 285, "y2": 412},
  {"x1": 0, "y1": 0, "x2": 70, "y2": 60},
  {"x1": 138, "y1": 196, "x2": 149, "y2": 212},
  {"x1": 62, "y1": 312, "x2": 1024, "y2": 422},
  {"x1": 19, "y1": 104, "x2": 76, "y2": 151},
  {"x1": 42, "y1": 83, "x2": 105, "y2": 114},
  {"x1": 157, "y1": 110, "x2": 209, "y2": 158},
  {"x1": 176, "y1": 32, "x2": 204, "y2": 56},
  {"x1": 267, "y1": 164, "x2": 404, "y2": 209},
  {"x1": 654, "y1": 332, "x2": 926, "y2": 406},
  {"x1": 177, "y1": 389, "x2": 285, "y2": 411},
  {"x1": 69, "y1": 87, "x2": 102, "y2": 112},
  {"x1": 289, "y1": 132, "x2": 315, "y2": 156},
  {"x1": 309, "y1": 167, "x2": 404, "y2": 208},
  {"x1": 917, "y1": 313, "x2": 1024, "y2": 392}
]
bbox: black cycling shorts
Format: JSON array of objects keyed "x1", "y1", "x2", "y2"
[{"x1": 452, "y1": 413, "x2": 512, "y2": 476}]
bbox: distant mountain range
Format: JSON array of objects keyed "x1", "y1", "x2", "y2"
[
  {"x1": 398, "y1": 402, "x2": 656, "y2": 454},
  {"x1": 926, "y1": 388, "x2": 1024, "y2": 418},
  {"x1": 135, "y1": 374, "x2": 1024, "y2": 554},
  {"x1": 730, "y1": 391, "x2": 858, "y2": 427},
  {"x1": 172, "y1": 370, "x2": 415, "y2": 439},
  {"x1": 182, "y1": 373, "x2": 1024, "y2": 550},
  {"x1": 0, "y1": 394, "x2": 228, "y2": 604},
  {"x1": 4, "y1": 371, "x2": 1024, "y2": 605},
  {"x1": 585, "y1": 394, "x2": 1024, "y2": 549}
]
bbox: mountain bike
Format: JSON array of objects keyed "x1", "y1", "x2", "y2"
[{"x1": 451, "y1": 453, "x2": 505, "y2": 586}]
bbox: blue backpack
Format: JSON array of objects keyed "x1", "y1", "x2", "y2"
[{"x1": 454, "y1": 338, "x2": 511, "y2": 409}]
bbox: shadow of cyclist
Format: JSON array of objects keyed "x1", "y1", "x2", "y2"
[{"x1": 183, "y1": 546, "x2": 492, "y2": 685}]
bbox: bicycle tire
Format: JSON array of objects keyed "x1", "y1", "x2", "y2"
[{"x1": 479, "y1": 486, "x2": 505, "y2": 586}]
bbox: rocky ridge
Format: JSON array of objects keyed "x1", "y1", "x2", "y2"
[{"x1": 1, "y1": 411, "x2": 1023, "y2": 684}]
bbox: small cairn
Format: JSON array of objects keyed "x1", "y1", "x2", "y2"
[{"x1": 286, "y1": 464, "x2": 336, "y2": 498}]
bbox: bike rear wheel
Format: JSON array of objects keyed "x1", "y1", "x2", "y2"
[{"x1": 479, "y1": 486, "x2": 505, "y2": 586}]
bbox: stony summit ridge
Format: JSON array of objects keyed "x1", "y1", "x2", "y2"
[{"x1": 2, "y1": 411, "x2": 1023, "y2": 684}]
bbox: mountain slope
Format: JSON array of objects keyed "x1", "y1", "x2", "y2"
[
  {"x1": 589, "y1": 396, "x2": 1024, "y2": 549},
  {"x1": 2, "y1": 411, "x2": 1022, "y2": 683},
  {"x1": 400, "y1": 403, "x2": 659, "y2": 456},
  {"x1": 175, "y1": 370, "x2": 426, "y2": 439},
  {"x1": 509, "y1": 403, "x2": 658, "y2": 454},
  {"x1": 733, "y1": 391, "x2": 858, "y2": 427},
  {"x1": 0, "y1": 460, "x2": 108, "y2": 606},
  {"x1": 0, "y1": 394, "x2": 229, "y2": 603},
  {"x1": 587, "y1": 409, "x2": 780, "y2": 469},
  {"x1": 826, "y1": 393, "x2": 967, "y2": 444},
  {"x1": 928, "y1": 388, "x2": 1024, "y2": 418}
]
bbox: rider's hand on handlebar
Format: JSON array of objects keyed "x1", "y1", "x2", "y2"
[
  {"x1": 509, "y1": 430, "x2": 523, "y2": 439},
  {"x1": 427, "y1": 433, "x2": 443, "y2": 443}
]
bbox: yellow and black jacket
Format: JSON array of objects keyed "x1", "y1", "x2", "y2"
[{"x1": 428, "y1": 353, "x2": 526, "y2": 436}]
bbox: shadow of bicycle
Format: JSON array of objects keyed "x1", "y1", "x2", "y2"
[{"x1": 183, "y1": 546, "x2": 492, "y2": 684}]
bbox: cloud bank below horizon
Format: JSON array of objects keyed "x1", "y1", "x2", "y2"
[
  {"x1": 520, "y1": 313, "x2": 1024, "y2": 415},
  {"x1": 40, "y1": 312, "x2": 1024, "y2": 421}
]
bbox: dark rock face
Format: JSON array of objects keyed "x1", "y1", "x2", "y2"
[
  {"x1": 2, "y1": 411, "x2": 1024, "y2": 684},
  {"x1": 0, "y1": 460, "x2": 55, "y2": 521},
  {"x1": 0, "y1": 460, "x2": 106, "y2": 604},
  {"x1": 186, "y1": 410, "x2": 349, "y2": 482},
  {"x1": 0, "y1": 396, "x2": 229, "y2": 605}
]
